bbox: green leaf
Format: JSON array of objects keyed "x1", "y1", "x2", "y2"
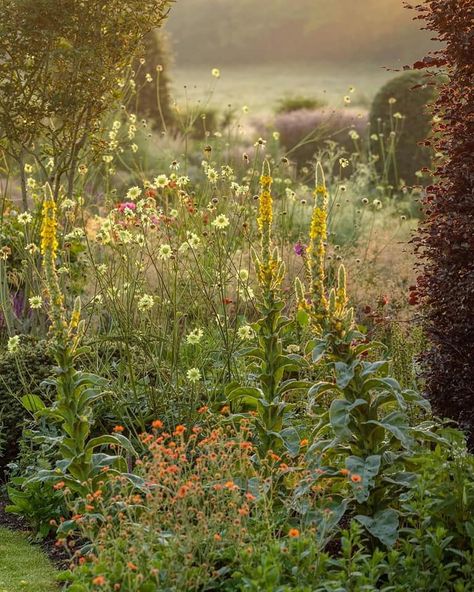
[
  {"x1": 329, "y1": 398, "x2": 367, "y2": 439},
  {"x1": 21, "y1": 394, "x2": 46, "y2": 413},
  {"x1": 309, "y1": 382, "x2": 342, "y2": 398},
  {"x1": 346, "y1": 455, "x2": 381, "y2": 503},
  {"x1": 227, "y1": 386, "x2": 264, "y2": 403},
  {"x1": 355, "y1": 509, "x2": 399, "y2": 547},
  {"x1": 360, "y1": 360, "x2": 389, "y2": 378},
  {"x1": 335, "y1": 361, "x2": 356, "y2": 389},
  {"x1": 312, "y1": 340, "x2": 327, "y2": 362},
  {"x1": 280, "y1": 427, "x2": 301, "y2": 457},
  {"x1": 365, "y1": 412, "x2": 413, "y2": 449},
  {"x1": 277, "y1": 380, "x2": 312, "y2": 395},
  {"x1": 85, "y1": 434, "x2": 137, "y2": 456},
  {"x1": 296, "y1": 308, "x2": 310, "y2": 327}
]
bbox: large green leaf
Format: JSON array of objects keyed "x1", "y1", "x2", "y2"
[
  {"x1": 227, "y1": 386, "x2": 264, "y2": 403},
  {"x1": 21, "y1": 394, "x2": 46, "y2": 413},
  {"x1": 346, "y1": 455, "x2": 381, "y2": 502},
  {"x1": 335, "y1": 361, "x2": 357, "y2": 389},
  {"x1": 355, "y1": 509, "x2": 399, "y2": 547},
  {"x1": 280, "y1": 427, "x2": 301, "y2": 457},
  {"x1": 85, "y1": 433, "x2": 137, "y2": 456},
  {"x1": 329, "y1": 398, "x2": 366, "y2": 439},
  {"x1": 365, "y1": 411, "x2": 413, "y2": 449}
]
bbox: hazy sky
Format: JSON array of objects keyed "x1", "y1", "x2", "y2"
[{"x1": 166, "y1": 0, "x2": 433, "y2": 67}]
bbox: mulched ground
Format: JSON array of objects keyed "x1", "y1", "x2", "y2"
[{"x1": 0, "y1": 496, "x2": 69, "y2": 568}]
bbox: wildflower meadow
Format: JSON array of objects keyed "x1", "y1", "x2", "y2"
[{"x1": 0, "y1": 1, "x2": 473, "y2": 591}]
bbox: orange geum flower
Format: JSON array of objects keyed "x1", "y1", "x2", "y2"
[
  {"x1": 288, "y1": 528, "x2": 300, "y2": 538},
  {"x1": 340, "y1": 468, "x2": 350, "y2": 476},
  {"x1": 113, "y1": 425, "x2": 125, "y2": 433},
  {"x1": 127, "y1": 562, "x2": 138, "y2": 571},
  {"x1": 245, "y1": 492, "x2": 256, "y2": 501},
  {"x1": 214, "y1": 533, "x2": 222, "y2": 541},
  {"x1": 53, "y1": 481, "x2": 65, "y2": 490},
  {"x1": 351, "y1": 474, "x2": 362, "y2": 483},
  {"x1": 152, "y1": 419, "x2": 163, "y2": 429},
  {"x1": 92, "y1": 575, "x2": 107, "y2": 586},
  {"x1": 224, "y1": 480, "x2": 238, "y2": 491},
  {"x1": 174, "y1": 425, "x2": 186, "y2": 436},
  {"x1": 300, "y1": 438, "x2": 309, "y2": 447},
  {"x1": 197, "y1": 405, "x2": 209, "y2": 414}
]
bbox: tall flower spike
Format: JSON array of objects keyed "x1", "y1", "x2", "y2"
[
  {"x1": 307, "y1": 162, "x2": 329, "y2": 325},
  {"x1": 335, "y1": 264, "x2": 348, "y2": 315},
  {"x1": 41, "y1": 184, "x2": 66, "y2": 343},
  {"x1": 40, "y1": 186, "x2": 59, "y2": 258},
  {"x1": 257, "y1": 160, "x2": 273, "y2": 266}
]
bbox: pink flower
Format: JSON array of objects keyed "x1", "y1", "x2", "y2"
[{"x1": 117, "y1": 202, "x2": 136, "y2": 213}]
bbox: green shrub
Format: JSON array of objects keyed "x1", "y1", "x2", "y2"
[
  {"x1": 369, "y1": 71, "x2": 436, "y2": 186},
  {"x1": 276, "y1": 94, "x2": 327, "y2": 114},
  {"x1": 0, "y1": 337, "x2": 54, "y2": 473}
]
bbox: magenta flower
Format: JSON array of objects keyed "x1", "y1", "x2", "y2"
[{"x1": 294, "y1": 242, "x2": 306, "y2": 256}]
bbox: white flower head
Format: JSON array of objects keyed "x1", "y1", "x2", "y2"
[
  {"x1": 7, "y1": 335, "x2": 20, "y2": 354},
  {"x1": 154, "y1": 174, "x2": 169, "y2": 189},
  {"x1": 212, "y1": 214, "x2": 230, "y2": 230},
  {"x1": 158, "y1": 244, "x2": 172, "y2": 260},
  {"x1": 18, "y1": 212, "x2": 33, "y2": 225},
  {"x1": 28, "y1": 295, "x2": 43, "y2": 309},
  {"x1": 186, "y1": 328, "x2": 204, "y2": 345},
  {"x1": 127, "y1": 186, "x2": 142, "y2": 200},
  {"x1": 137, "y1": 294, "x2": 154, "y2": 312},
  {"x1": 187, "y1": 367, "x2": 202, "y2": 383},
  {"x1": 237, "y1": 325, "x2": 254, "y2": 340}
]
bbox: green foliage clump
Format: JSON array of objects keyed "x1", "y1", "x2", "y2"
[
  {"x1": 276, "y1": 94, "x2": 327, "y2": 114},
  {"x1": 369, "y1": 71, "x2": 436, "y2": 186},
  {"x1": 0, "y1": 337, "x2": 54, "y2": 473}
]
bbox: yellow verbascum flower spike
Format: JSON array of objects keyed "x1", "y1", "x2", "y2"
[
  {"x1": 41, "y1": 184, "x2": 67, "y2": 342},
  {"x1": 307, "y1": 162, "x2": 329, "y2": 324}
]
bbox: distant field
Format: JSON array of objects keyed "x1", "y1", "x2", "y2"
[{"x1": 170, "y1": 63, "x2": 394, "y2": 114}]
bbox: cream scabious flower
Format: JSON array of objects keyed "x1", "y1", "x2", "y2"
[
  {"x1": 7, "y1": 335, "x2": 20, "y2": 354},
  {"x1": 237, "y1": 325, "x2": 254, "y2": 340},
  {"x1": 187, "y1": 367, "x2": 201, "y2": 383},
  {"x1": 18, "y1": 212, "x2": 33, "y2": 224},
  {"x1": 137, "y1": 294, "x2": 154, "y2": 312},
  {"x1": 186, "y1": 328, "x2": 204, "y2": 345},
  {"x1": 29, "y1": 295, "x2": 43, "y2": 309},
  {"x1": 127, "y1": 186, "x2": 142, "y2": 200},
  {"x1": 212, "y1": 214, "x2": 230, "y2": 230},
  {"x1": 158, "y1": 244, "x2": 172, "y2": 260},
  {"x1": 154, "y1": 174, "x2": 168, "y2": 188}
]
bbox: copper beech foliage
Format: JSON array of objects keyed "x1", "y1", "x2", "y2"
[{"x1": 407, "y1": 0, "x2": 474, "y2": 442}]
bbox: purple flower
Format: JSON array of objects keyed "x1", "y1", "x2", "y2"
[{"x1": 294, "y1": 242, "x2": 306, "y2": 256}]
